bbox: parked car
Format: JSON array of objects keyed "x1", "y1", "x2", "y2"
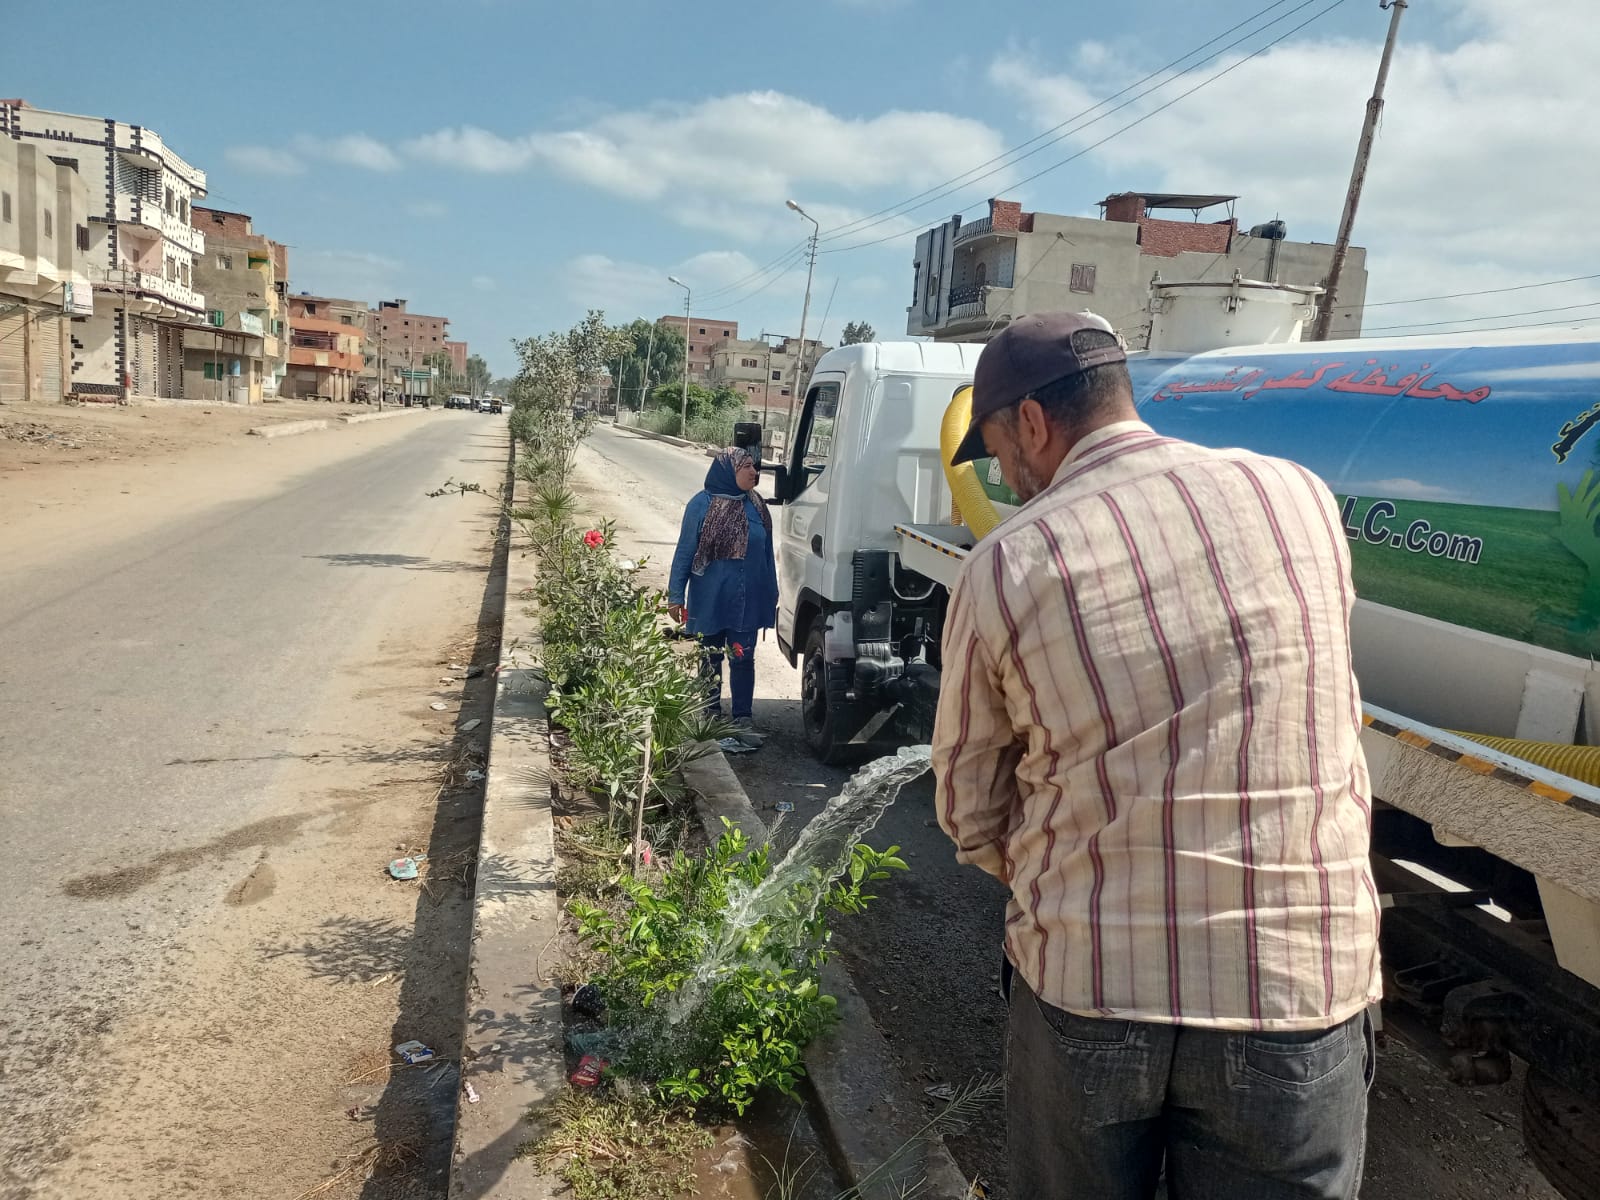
[{"x1": 476, "y1": 397, "x2": 494, "y2": 413}]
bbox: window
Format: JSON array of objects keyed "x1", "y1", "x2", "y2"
[
  {"x1": 203, "y1": 361, "x2": 223, "y2": 380},
  {"x1": 741, "y1": 357, "x2": 759, "y2": 368},
  {"x1": 306, "y1": 302, "x2": 318, "y2": 315},
  {"x1": 273, "y1": 320, "x2": 283, "y2": 335},
  {"x1": 43, "y1": 209, "x2": 52, "y2": 238},
  {"x1": 796, "y1": 382, "x2": 839, "y2": 481},
  {"x1": 180, "y1": 198, "x2": 188, "y2": 221},
  {"x1": 339, "y1": 315, "x2": 353, "y2": 325},
  {"x1": 2, "y1": 191, "x2": 10, "y2": 222},
  {"x1": 76, "y1": 225, "x2": 90, "y2": 251},
  {"x1": 926, "y1": 271, "x2": 938, "y2": 298},
  {"x1": 216, "y1": 252, "x2": 232, "y2": 269},
  {"x1": 209, "y1": 310, "x2": 225, "y2": 327},
  {"x1": 771, "y1": 370, "x2": 782, "y2": 381},
  {"x1": 698, "y1": 326, "x2": 706, "y2": 335},
  {"x1": 1070, "y1": 263, "x2": 1097, "y2": 294}
]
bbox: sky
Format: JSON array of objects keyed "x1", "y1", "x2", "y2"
[{"x1": 5, "y1": 0, "x2": 1597, "y2": 379}]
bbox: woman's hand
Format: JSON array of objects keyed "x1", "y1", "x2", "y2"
[{"x1": 668, "y1": 604, "x2": 687, "y2": 625}]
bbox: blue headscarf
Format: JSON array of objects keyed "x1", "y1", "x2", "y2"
[{"x1": 691, "y1": 447, "x2": 771, "y2": 575}]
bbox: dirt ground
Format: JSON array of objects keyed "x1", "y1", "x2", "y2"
[
  {"x1": 2, "y1": 404, "x2": 507, "y2": 1200},
  {"x1": 573, "y1": 424, "x2": 1567, "y2": 1200}
]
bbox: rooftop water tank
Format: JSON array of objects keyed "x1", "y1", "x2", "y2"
[{"x1": 1147, "y1": 271, "x2": 1323, "y2": 353}]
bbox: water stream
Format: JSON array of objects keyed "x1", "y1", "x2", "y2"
[{"x1": 665, "y1": 743, "x2": 934, "y2": 1024}]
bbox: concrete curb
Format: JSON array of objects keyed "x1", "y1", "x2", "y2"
[
  {"x1": 449, "y1": 465, "x2": 565, "y2": 1198},
  {"x1": 609, "y1": 423, "x2": 706, "y2": 451},
  {"x1": 340, "y1": 409, "x2": 413, "y2": 425},
  {"x1": 681, "y1": 749, "x2": 974, "y2": 1200},
  {"x1": 247, "y1": 418, "x2": 329, "y2": 438}
]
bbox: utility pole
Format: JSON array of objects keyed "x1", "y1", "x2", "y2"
[
  {"x1": 785, "y1": 200, "x2": 820, "y2": 452},
  {"x1": 1312, "y1": 0, "x2": 1406, "y2": 341},
  {"x1": 638, "y1": 320, "x2": 656, "y2": 419},
  {"x1": 668, "y1": 275, "x2": 691, "y2": 437}
]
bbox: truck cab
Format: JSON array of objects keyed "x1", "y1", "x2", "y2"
[{"x1": 767, "y1": 341, "x2": 985, "y2": 761}]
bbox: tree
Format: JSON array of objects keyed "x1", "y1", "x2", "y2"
[
  {"x1": 611, "y1": 318, "x2": 686, "y2": 413},
  {"x1": 507, "y1": 310, "x2": 629, "y2": 472},
  {"x1": 841, "y1": 320, "x2": 876, "y2": 345},
  {"x1": 465, "y1": 353, "x2": 492, "y2": 396}
]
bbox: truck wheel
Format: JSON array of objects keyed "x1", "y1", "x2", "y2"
[
  {"x1": 801, "y1": 621, "x2": 869, "y2": 766},
  {"x1": 1524, "y1": 1068, "x2": 1600, "y2": 1200}
]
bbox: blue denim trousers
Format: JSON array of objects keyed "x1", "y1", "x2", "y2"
[
  {"x1": 1006, "y1": 967, "x2": 1373, "y2": 1199},
  {"x1": 700, "y1": 630, "x2": 756, "y2": 719}
]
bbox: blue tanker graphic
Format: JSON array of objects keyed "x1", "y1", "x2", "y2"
[{"x1": 1125, "y1": 336, "x2": 1600, "y2": 657}]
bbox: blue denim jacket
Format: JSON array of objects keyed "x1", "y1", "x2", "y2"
[{"x1": 668, "y1": 490, "x2": 779, "y2": 638}]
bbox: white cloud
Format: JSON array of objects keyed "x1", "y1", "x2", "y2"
[
  {"x1": 987, "y1": 0, "x2": 1600, "y2": 329},
  {"x1": 406, "y1": 126, "x2": 538, "y2": 173},
  {"x1": 471, "y1": 275, "x2": 496, "y2": 292},
  {"x1": 225, "y1": 145, "x2": 304, "y2": 176},
  {"x1": 1346, "y1": 478, "x2": 1467, "y2": 504},
  {"x1": 405, "y1": 200, "x2": 448, "y2": 219},
  {"x1": 291, "y1": 133, "x2": 401, "y2": 172}
]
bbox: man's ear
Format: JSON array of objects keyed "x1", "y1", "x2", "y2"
[{"x1": 1014, "y1": 396, "x2": 1053, "y2": 454}]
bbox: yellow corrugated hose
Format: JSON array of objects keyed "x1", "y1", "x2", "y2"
[
  {"x1": 941, "y1": 385, "x2": 1001, "y2": 540},
  {"x1": 1451, "y1": 731, "x2": 1600, "y2": 787}
]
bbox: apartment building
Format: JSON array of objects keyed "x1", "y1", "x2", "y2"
[
  {"x1": 1, "y1": 99, "x2": 208, "y2": 400},
  {"x1": 443, "y1": 338, "x2": 468, "y2": 378},
  {"x1": 656, "y1": 314, "x2": 737, "y2": 383},
  {"x1": 371, "y1": 298, "x2": 448, "y2": 371},
  {"x1": 907, "y1": 193, "x2": 1367, "y2": 346},
  {"x1": 182, "y1": 207, "x2": 289, "y2": 404},
  {"x1": 705, "y1": 335, "x2": 829, "y2": 419},
  {"x1": 0, "y1": 135, "x2": 96, "y2": 402},
  {"x1": 285, "y1": 293, "x2": 366, "y2": 402}
]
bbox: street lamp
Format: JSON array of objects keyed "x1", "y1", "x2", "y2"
[
  {"x1": 668, "y1": 274, "x2": 691, "y2": 438},
  {"x1": 785, "y1": 200, "x2": 819, "y2": 454}
]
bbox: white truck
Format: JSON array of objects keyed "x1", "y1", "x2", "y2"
[{"x1": 763, "y1": 311, "x2": 1600, "y2": 1198}]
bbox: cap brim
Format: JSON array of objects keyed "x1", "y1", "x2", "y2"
[{"x1": 950, "y1": 422, "x2": 989, "y2": 466}]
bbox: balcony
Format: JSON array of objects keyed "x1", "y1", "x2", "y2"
[
  {"x1": 90, "y1": 266, "x2": 205, "y2": 318},
  {"x1": 953, "y1": 216, "x2": 1016, "y2": 246}
]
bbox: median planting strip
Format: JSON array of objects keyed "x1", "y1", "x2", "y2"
[{"x1": 450, "y1": 311, "x2": 989, "y2": 1200}]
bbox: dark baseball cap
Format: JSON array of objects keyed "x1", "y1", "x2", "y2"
[{"x1": 951, "y1": 311, "x2": 1127, "y2": 465}]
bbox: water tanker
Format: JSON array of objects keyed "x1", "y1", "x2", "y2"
[{"x1": 765, "y1": 326, "x2": 1600, "y2": 1198}]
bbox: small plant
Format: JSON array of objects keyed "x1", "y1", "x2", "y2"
[
  {"x1": 569, "y1": 821, "x2": 907, "y2": 1115},
  {"x1": 522, "y1": 1088, "x2": 712, "y2": 1200}
]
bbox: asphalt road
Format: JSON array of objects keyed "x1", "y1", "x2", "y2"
[
  {"x1": 0, "y1": 412, "x2": 507, "y2": 1195},
  {"x1": 580, "y1": 421, "x2": 1561, "y2": 1200}
]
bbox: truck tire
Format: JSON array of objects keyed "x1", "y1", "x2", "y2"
[
  {"x1": 801, "y1": 620, "x2": 869, "y2": 766},
  {"x1": 1525, "y1": 1068, "x2": 1600, "y2": 1200}
]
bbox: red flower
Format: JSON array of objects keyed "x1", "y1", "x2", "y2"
[
  {"x1": 731, "y1": 642, "x2": 745, "y2": 658},
  {"x1": 582, "y1": 529, "x2": 605, "y2": 549}
]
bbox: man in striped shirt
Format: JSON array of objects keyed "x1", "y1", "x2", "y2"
[{"x1": 932, "y1": 312, "x2": 1382, "y2": 1199}]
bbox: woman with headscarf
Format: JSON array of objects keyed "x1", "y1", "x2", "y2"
[{"x1": 668, "y1": 446, "x2": 778, "y2": 741}]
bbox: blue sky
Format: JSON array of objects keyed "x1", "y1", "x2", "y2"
[{"x1": 4, "y1": 0, "x2": 1595, "y2": 378}]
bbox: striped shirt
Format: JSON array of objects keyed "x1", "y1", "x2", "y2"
[{"x1": 933, "y1": 421, "x2": 1382, "y2": 1030}]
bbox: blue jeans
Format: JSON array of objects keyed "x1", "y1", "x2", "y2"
[
  {"x1": 700, "y1": 630, "x2": 756, "y2": 719},
  {"x1": 1006, "y1": 968, "x2": 1373, "y2": 1199}
]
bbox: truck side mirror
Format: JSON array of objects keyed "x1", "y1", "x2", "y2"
[{"x1": 767, "y1": 464, "x2": 793, "y2": 505}]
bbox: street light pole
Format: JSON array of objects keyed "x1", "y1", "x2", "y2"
[
  {"x1": 785, "y1": 199, "x2": 819, "y2": 454},
  {"x1": 668, "y1": 275, "x2": 691, "y2": 438},
  {"x1": 1312, "y1": 0, "x2": 1407, "y2": 341}
]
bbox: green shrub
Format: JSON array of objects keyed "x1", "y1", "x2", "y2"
[{"x1": 569, "y1": 822, "x2": 906, "y2": 1115}]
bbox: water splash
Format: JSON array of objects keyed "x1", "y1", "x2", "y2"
[{"x1": 665, "y1": 743, "x2": 933, "y2": 1023}]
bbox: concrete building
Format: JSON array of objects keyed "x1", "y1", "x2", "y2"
[
  {"x1": 907, "y1": 193, "x2": 1367, "y2": 347},
  {"x1": 705, "y1": 334, "x2": 829, "y2": 422},
  {"x1": 182, "y1": 207, "x2": 288, "y2": 404},
  {"x1": 371, "y1": 298, "x2": 448, "y2": 377},
  {"x1": 285, "y1": 293, "x2": 366, "y2": 402},
  {"x1": 443, "y1": 338, "x2": 468, "y2": 379},
  {"x1": 656, "y1": 314, "x2": 737, "y2": 383},
  {"x1": 0, "y1": 135, "x2": 96, "y2": 402},
  {"x1": 1, "y1": 99, "x2": 208, "y2": 400}
]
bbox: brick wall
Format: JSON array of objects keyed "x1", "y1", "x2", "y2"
[
  {"x1": 1136, "y1": 217, "x2": 1235, "y2": 258},
  {"x1": 192, "y1": 206, "x2": 252, "y2": 237}
]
